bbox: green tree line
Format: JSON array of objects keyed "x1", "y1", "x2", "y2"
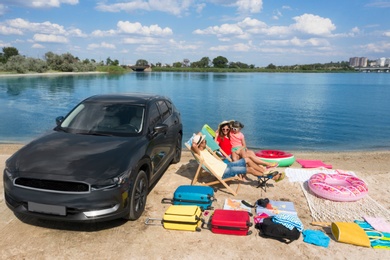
[{"x1": 0, "y1": 46, "x2": 354, "y2": 74}]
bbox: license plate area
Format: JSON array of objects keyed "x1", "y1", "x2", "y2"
[{"x1": 28, "y1": 202, "x2": 66, "y2": 216}]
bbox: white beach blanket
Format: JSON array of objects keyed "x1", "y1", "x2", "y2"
[
  {"x1": 285, "y1": 168, "x2": 355, "y2": 183},
  {"x1": 286, "y1": 168, "x2": 390, "y2": 223}
]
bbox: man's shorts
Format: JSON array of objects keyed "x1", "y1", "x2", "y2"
[{"x1": 222, "y1": 159, "x2": 246, "y2": 179}]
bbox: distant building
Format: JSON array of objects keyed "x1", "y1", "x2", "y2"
[
  {"x1": 385, "y1": 58, "x2": 390, "y2": 67},
  {"x1": 349, "y1": 57, "x2": 367, "y2": 67},
  {"x1": 350, "y1": 56, "x2": 390, "y2": 68},
  {"x1": 377, "y1": 57, "x2": 386, "y2": 67}
]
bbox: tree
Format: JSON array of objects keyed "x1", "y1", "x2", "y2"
[
  {"x1": 3, "y1": 47, "x2": 19, "y2": 60},
  {"x1": 106, "y1": 57, "x2": 113, "y2": 66},
  {"x1": 173, "y1": 62, "x2": 182, "y2": 68},
  {"x1": 266, "y1": 63, "x2": 276, "y2": 69},
  {"x1": 136, "y1": 59, "x2": 149, "y2": 66},
  {"x1": 212, "y1": 56, "x2": 228, "y2": 68}
]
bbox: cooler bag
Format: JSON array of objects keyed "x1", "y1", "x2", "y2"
[
  {"x1": 161, "y1": 185, "x2": 215, "y2": 210},
  {"x1": 210, "y1": 209, "x2": 252, "y2": 236},
  {"x1": 162, "y1": 205, "x2": 203, "y2": 232}
]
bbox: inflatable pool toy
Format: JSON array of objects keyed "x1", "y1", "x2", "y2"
[
  {"x1": 255, "y1": 150, "x2": 295, "y2": 167},
  {"x1": 308, "y1": 173, "x2": 368, "y2": 202}
]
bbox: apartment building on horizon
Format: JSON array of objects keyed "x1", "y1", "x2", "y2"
[{"x1": 349, "y1": 57, "x2": 390, "y2": 67}]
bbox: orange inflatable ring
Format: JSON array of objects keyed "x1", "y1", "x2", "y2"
[{"x1": 308, "y1": 173, "x2": 368, "y2": 202}]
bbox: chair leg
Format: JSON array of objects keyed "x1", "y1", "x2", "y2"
[{"x1": 191, "y1": 165, "x2": 202, "y2": 185}]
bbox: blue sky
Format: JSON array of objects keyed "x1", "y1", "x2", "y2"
[{"x1": 0, "y1": 0, "x2": 389, "y2": 67}]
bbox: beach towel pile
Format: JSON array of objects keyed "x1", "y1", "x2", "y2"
[{"x1": 355, "y1": 217, "x2": 390, "y2": 249}]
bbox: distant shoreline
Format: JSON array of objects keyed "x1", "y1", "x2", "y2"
[{"x1": 0, "y1": 71, "x2": 107, "y2": 78}]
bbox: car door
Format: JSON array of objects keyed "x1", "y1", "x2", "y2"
[{"x1": 146, "y1": 101, "x2": 170, "y2": 177}]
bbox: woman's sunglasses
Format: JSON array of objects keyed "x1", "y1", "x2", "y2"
[{"x1": 222, "y1": 128, "x2": 230, "y2": 132}]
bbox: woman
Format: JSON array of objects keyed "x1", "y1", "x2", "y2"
[
  {"x1": 215, "y1": 120, "x2": 233, "y2": 157},
  {"x1": 216, "y1": 120, "x2": 278, "y2": 169}
]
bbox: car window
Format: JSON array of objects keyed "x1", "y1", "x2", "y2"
[
  {"x1": 157, "y1": 100, "x2": 171, "y2": 122},
  {"x1": 148, "y1": 102, "x2": 162, "y2": 128},
  {"x1": 61, "y1": 103, "x2": 143, "y2": 135},
  {"x1": 166, "y1": 100, "x2": 173, "y2": 114}
]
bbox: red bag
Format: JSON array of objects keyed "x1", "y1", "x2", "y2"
[{"x1": 210, "y1": 209, "x2": 252, "y2": 236}]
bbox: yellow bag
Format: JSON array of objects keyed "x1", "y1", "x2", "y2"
[{"x1": 331, "y1": 222, "x2": 371, "y2": 247}]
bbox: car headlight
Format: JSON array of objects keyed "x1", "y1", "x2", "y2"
[
  {"x1": 91, "y1": 170, "x2": 131, "y2": 191},
  {"x1": 4, "y1": 167, "x2": 15, "y2": 182}
]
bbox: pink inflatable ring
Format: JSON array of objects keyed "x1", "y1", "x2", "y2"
[{"x1": 308, "y1": 173, "x2": 368, "y2": 202}]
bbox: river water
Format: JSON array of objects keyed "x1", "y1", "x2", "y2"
[{"x1": 1, "y1": 72, "x2": 389, "y2": 151}]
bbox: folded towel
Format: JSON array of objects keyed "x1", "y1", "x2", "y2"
[
  {"x1": 272, "y1": 213, "x2": 304, "y2": 232},
  {"x1": 363, "y1": 216, "x2": 390, "y2": 233},
  {"x1": 303, "y1": 229, "x2": 330, "y2": 248}
]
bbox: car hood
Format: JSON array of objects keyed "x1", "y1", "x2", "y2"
[{"x1": 7, "y1": 131, "x2": 144, "y2": 182}]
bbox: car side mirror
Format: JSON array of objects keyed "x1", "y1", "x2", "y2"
[
  {"x1": 56, "y1": 116, "x2": 64, "y2": 126},
  {"x1": 153, "y1": 124, "x2": 168, "y2": 135}
]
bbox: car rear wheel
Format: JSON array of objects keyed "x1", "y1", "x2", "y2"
[
  {"x1": 127, "y1": 170, "x2": 148, "y2": 220},
  {"x1": 172, "y1": 134, "x2": 182, "y2": 164}
]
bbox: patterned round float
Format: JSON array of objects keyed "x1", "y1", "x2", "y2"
[
  {"x1": 308, "y1": 173, "x2": 368, "y2": 202},
  {"x1": 255, "y1": 149, "x2": 295, "y2": 167}
]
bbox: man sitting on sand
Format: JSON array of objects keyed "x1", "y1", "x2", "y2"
[{"x1": 191, "y1": 133, "x2": 283, "y2": 181}]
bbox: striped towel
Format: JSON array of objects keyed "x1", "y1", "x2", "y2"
[
  {"x1": 355, "y1": 220, "x2": 390, "y2": 250},
  {"x1": 272, "y1": 213, "x2": 304, "y2": 232}
]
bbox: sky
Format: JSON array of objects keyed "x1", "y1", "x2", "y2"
[{"x1": 0, "y1": 0, "x2": 390, "y2": 67}]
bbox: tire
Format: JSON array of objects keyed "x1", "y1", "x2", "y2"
[
  {"x1": 171, "y1": 134, "x2": 182, "y2": 164},
  {"x1": 127, "y1": 170, "x2": 148, "y2": 220}
]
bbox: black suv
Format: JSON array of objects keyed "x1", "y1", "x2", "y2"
[{"x1": 4, "y1": 93, "x2": 182, "y2": 222}]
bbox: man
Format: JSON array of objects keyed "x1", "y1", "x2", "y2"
[{"x1": 191, "y1": 133, "x2": 283, "y2": 181}]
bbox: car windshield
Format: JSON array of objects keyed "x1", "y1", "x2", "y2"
[{"x1": 59, "y1": 102, "x2": 144, "y2": 135}]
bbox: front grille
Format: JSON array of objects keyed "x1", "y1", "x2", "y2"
[{"x1": 14, "y1": 178, "x2": 90, "y2": 193}]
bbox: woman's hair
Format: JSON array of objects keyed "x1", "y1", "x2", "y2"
[{"x1": 218, "y1": 122, "x2": 231, "y2": 138}]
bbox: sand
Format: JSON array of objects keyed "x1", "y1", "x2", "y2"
[{"x1": 1, "y1": 144, "x2": 389, "y2": 259}]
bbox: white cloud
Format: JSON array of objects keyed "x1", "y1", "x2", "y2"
[
  {"x1": 123, "y1": 37, "x2": 159, "y2": 44},
  {"x1": 238, "y1": 17, "x2": 266, "y2": 28},
  {"x1": 291, "y1": 13, "x2": 336, "y2": 36},
  {"x1": 0, "y1": 4, "x2": 7, "y2": 15},
  {"x1": 0, "y1": 41, "x2": 11, "y2": 47},
  {"x1": 168, "y1": 39, "x2": 198, "y2": 50},
  {"x1": 33, "y1": 34, "x2": 68, "y2": 43},
  {"x1": 361, "y1": 41, "x2": 390, "y2": 53},
  {"x1": 0, "y1": 24, "x2": 23, "y2": 35},
  {"x1": 87, "y1": 42, "x2": 116, "y2": 50},
  {"x1": 91, "y1": 29, "x2": 117, "y2": 37},
  {"x1": 209, "y1": 42, "x2": 252, "y2": 52},
  {"x1": 32, "y1": 43, "x2": 45, "y2": 49},
  {"x1": 6, "y1": 18, "x2": 66, "y2": 34},
  {"x1": 264, "y1": 37, "x2": 330, "y2": 47},
  {"x1": 96, "y1": 0, "x2": 193, "y2": 16},
  {"x1": 67, "y1": 28, "x2": 87, "y2": 37},
  {"x1": 210, "y1": 45, "x2": 230, "y2": 51},
  {"x1": 117, "y1": 21, "x2": 173, "y2": 36},
  {"x1": 194, "y1": 23, "x2": 244, "y2": 36},
  {"x1": 383, "y1": 31, "x2": 390, "y2": 37},
  {"x1": 236, "y1": 0, "x2": 263, "y2": 13},
  {"x1": 3, "y1": 0, "x2": 78, "y2": 8}
]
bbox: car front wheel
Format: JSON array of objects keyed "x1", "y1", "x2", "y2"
[
  {"x1": 127, "y1": 170, "x2": 148, "y2": 220},
  {"x1": 172, "y1": 133, "x2": 182, "y2": 164}
]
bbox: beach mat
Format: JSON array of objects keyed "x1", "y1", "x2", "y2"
[{"x1": 286, "y1": 168, "x2": 390, "y2": 223}]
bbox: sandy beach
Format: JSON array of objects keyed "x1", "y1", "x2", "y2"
[{"x1": 1, "y1": 144, "x2": 389, "y2": 259}]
